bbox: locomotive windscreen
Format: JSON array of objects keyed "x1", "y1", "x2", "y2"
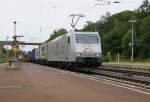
[{"x1": 76, "y1": 34, "x2": 99, "y2": 44}]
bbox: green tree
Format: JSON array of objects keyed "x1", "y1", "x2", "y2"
[
  {"x1": 137, "y1": 0, "x2": 150, "y2": 18},
  {"x1": 121, "y1": 30, "x2": 132, "y2": 56},
  {"x1": 48, "y1": 28, "x2": 67, "y2": 41},
  {"x1": 82, "y1": 21, "x2": 96, "y2": 32},
  {"x1": 138, "y1": 16, "x2": 150, "y2": 58}
]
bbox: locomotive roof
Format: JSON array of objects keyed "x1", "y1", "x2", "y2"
[
  {"x1": 74, "y1": 31, "x2": 99, "y2": 34},
  {"x1": 49, "y1": 31, "x2": 99, "y2": 43}
]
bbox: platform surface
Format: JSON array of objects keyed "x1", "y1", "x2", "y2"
[{"x1": 0, "y1": 63, "x2": 150, "y2": 102}]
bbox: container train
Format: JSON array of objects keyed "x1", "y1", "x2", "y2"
[{"x1": 28, "y1": 31, "x2": 102, "y2": 67}]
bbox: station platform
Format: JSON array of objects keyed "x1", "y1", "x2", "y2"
[{"x1": 0, "y1": 63, "x2": 149, "y2": 102}]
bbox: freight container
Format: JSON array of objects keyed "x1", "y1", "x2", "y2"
[
  {"x1": 39, "y1": 41, "x2": 48, "y2": 61},
  {"x1": 31, "y1": 49, "x2": 35, "y2": 61},
  {"x1": 35, "y1": 47, "x2": 40, "y2": 60}
]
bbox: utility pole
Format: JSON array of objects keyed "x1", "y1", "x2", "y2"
[
  {"x1": 14, "y1": 21, "x2": 16, "y2": 36},
  {"x1": 129, "y1": 20, "x2": 136, "y2": 62},
  {"x1": 13, "y1": 21, "x2": 17, "y2": 59},
  {"x1": 12, "y1": 21, "x2": 24, "y2": 60}
]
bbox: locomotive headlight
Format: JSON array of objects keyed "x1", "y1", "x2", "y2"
[
  {"x1": 77, "y1": 53, "x2": 81, "y2": 57},
  {"x1": 96, "y1": 53, "x2": 100, "y2": 57}
]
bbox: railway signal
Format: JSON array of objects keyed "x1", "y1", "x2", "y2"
[{"x1": 12, "y1": 21, "x2": 24, "y2": 59}]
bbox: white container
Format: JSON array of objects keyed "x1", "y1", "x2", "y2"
[
  {"x1": 39, "y1": 42, "x2": 48, "y2": 60},
  {"x1": 35, "y1": 47, "x2": 40, "y2": 60}
]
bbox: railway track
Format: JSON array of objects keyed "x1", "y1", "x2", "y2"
[
  {"x1": 65, "y1": 65, "x2": 150, "y2": 89},
  {"x1": 91, "y1": 68, "x2": 150, "y2": 88},
  {"x1": 101, "y1": 64, "x2": 150, "y2": 75},
  {"x1": 31, "y1": 62, "x2": 150, "y2": 89}
]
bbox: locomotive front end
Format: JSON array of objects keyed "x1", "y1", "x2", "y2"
[{"x1": 74, "y1": 32, "x2": 102, "y2": 66}]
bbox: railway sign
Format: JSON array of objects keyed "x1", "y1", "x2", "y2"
[
  {"x1": 12, "y1": 45, "x2": 19, "y2": 53},
  {"x1": 129, "y1": 43, "x2": 134, "y2": 47}
]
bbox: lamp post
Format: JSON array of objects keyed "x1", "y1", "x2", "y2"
[{"x1": 129, "y1": 20, "x2": 136, "y2": 62}]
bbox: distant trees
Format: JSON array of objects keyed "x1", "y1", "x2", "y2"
[
  {"x1": 136, "y1": 0, "x2": 150, "y2": 18},
  {"x1": 81, "y1": 0, "x2": 150, "y2": 60},
  {"x1": 138, "y1": 16, "x2": 150, "y2": 58},
  {"x1": 48, "y1": 28, "x2": 67, "y2": 41}
]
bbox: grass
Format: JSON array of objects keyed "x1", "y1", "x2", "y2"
[
  {"x1": 0, "y1": 53, "x2": 12, "y2": 63},
  {"x1": 104, "y1": 61, "x2": 150, "y2": 67},
  {"x1": 105, "y1": 62, "x2": 150, "y2": 64},
  {"x1": 103, "y1": 55, "x2": 150, "y2": 63}
]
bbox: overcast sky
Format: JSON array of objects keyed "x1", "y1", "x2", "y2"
[{"x1": 0, "y1": 0, "x2": 146, "y2": 50}]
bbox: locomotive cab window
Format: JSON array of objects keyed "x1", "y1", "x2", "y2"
[{"x1": 76, "y1": 34, "x2": 99, "y2": 44}]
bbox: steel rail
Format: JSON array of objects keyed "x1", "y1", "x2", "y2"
[
  {"x1": 100, "y1": 65, "x2": 150, "y2": 76},
  {"x1": 65, "y1": 66, "x2": 150, "y2": 89},
  {"x1": 86, "y1": 67, "x2": 150, "y2": 89}
]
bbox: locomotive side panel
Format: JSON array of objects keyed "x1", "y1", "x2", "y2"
[{"x1": 48, "y1": 35, "x2": 69, "y2": 62}]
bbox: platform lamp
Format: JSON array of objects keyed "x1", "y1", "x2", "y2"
[{"x1": 129, "y1": 20, "x2": 136, "y2": 62}]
